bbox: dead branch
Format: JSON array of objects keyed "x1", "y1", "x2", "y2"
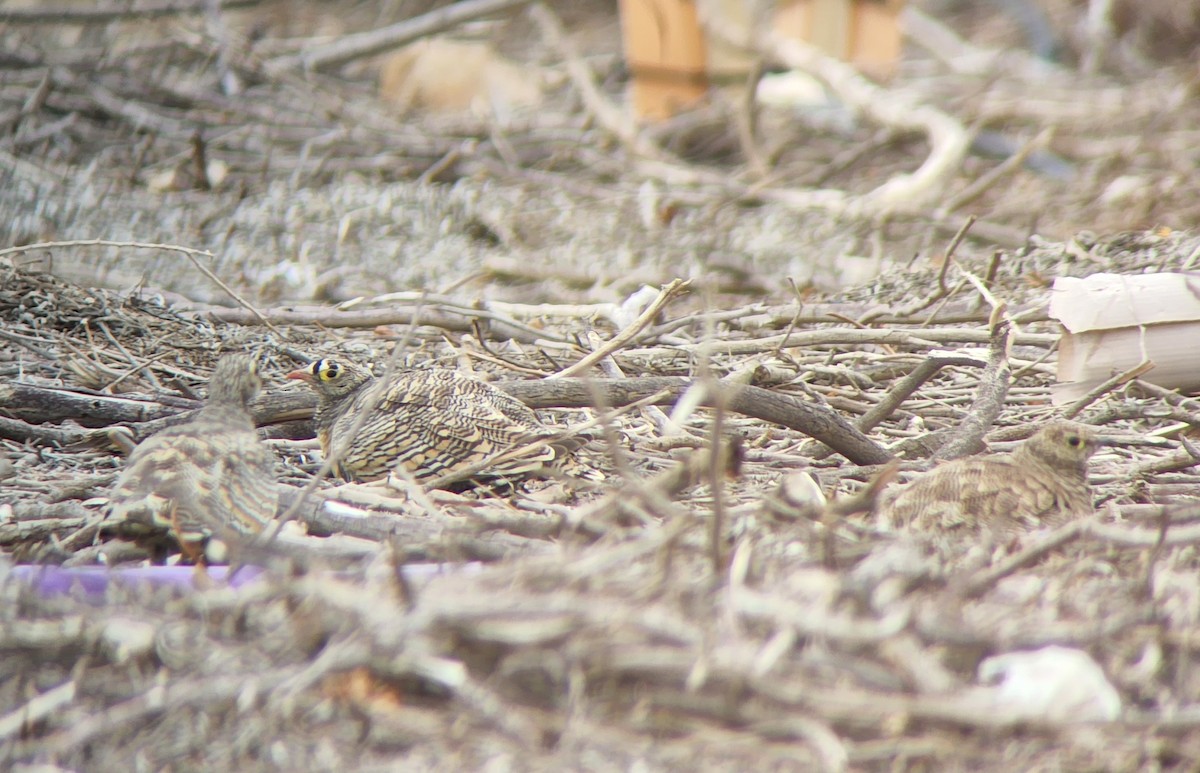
[
  {"x1": 498, "y1": 377, "x2": 892, "y2": 465},
  {"x1": 1, "y1": 376, "x2": 891, "y2": 464},
  {"x1": 199, "y1": 304, "x2": 572, "y2": 345},
  {"x1": 939, "y1": 128, "x2": 1054, "y2": 216},
  {"x1": 0, "y1": 416, "x2": 94, "y2": 447},
  {"x1": 859, "y1": 355, "x2": 986, "y2": 433},
  {"x1": 958, "y1": 519, "x2": 1089, "y2": 598},
  {"x1": 1061, "y1": 359, "x2": 1155, "y2": 418},
  {"x1": 933, "y1": 318, "x2": 1012, "y2": 460},
  {"x1": 630, "y1": 327, "x2": 1059, "y2": 358},
  {"x1": 276, "y1": 486, "x2": 545, "y2": 561},
  {"x1": 0, "y1": 382, "x2": 182, "y2": 425},
  {"x1": 759, "y1": 37, "x2": 970, "y2": 217}
]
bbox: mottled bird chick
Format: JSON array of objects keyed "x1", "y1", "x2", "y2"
[
  {"x1": 881, "y1": 420, "x2": 1098, "y2": 534},
  {"x1": 108, "y1": 354, "x2": 278, "y2": 556},
  {"x1": 288, "y1": 358, "x2": 582, "y2": 486}
]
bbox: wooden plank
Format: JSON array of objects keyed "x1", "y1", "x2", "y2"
[
  {"x1": 808, "y1": 0, "x2": 853, "y2": 56},
  {"x1": 616, "y1": 0, "x2": 905, "y2": 120},
  {"x1": 850, "y1": 0, "x2": 904, "y2": 79},
  {"x1": 618, "y1": 0, "x2": 709, "y2": 120}
]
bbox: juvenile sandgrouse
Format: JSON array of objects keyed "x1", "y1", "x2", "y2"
[
  {"x1": 881, "y1": 420, "x2": 1098, "y2": 534},
  {"x1": 108, "y1": 354, "x2": 279, "y2": 552},
  {"x1": 287, "y1": 358, "x2": 580, "y2": 486}
]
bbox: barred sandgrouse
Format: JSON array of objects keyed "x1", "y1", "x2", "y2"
[
  {"x1": 108, "y1": 354, "x2": 278, "y2": 551},
  {"x1": 287, "y1": 358, "x2": 581, "y2": 486},
  {"x1": 882, "y1": 420, "x2": 1098, "y2": 533}
]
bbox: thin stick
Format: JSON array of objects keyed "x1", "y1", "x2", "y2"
[
  {"x1": 936, "y1": 214, "x2": 977, "y2": 296},
  {"x1": 99, "y1": 351, "x2": 177, "y2": 392},
  {"x1": 588, "y1": 329, "x2": 675, "y2": 434},
  {"x1": 1061, "y1": 359, "x2": 1155, "y2": 418},
  {"x1": 940, "y1": 129, "x2": 1053, "y2": 215},
  {"x1": 957, "y1": 266, "x2": 1003, "y2": 315},
  {"x1": 1086, "y1": 519, "x2": 1200, "y2": 547},
  {"x1": 707, "y1": 402, "x2": 730, "y2": 580},
  {"x1": 960, "y1": 519, "x2": 1089, "y2": 597},
  {"x1": 771, "y1": 277, "x2": 810, "y2": 360},
  {"x1": 550, "y1": 279, "x2": 690, "y2": 379},
  {"x1": 94, "y1": 320, "x2": 165, "y2": 391},
  {"x1": 881, "y1": 216, "x2": 976, "y2": 319},
  {"x1": 204, "y1": 303, "x2": 574, "y2": 346},
  {"x1": 858, "y1": 355, "x2": 984, "y2": 432},
  {"x1": 0, "y1": 679, "x2": 76, "y2": 741}
]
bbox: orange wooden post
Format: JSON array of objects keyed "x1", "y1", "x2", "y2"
[
  {"x1": 850, "y1": 0, "x2": 905, "y2": 80},
  {"x1": 618, "y1": 0, "x2": 709, "y2": 120},
  {"x1": 774, "y1": 0, "x2": 904, "y2": 78},
  {"x1": 617, "y1": 1, "x2": 906, "y2": 121}
]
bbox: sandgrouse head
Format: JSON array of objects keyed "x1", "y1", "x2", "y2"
[
  {"x1": 207, "y1": 353, "x2": 264, "y2": 406},
  {"x1": 1015, "y1": 420, "x2": 1098, "y2": 478},
  {"x1": 286, "y1": 358, "x2": 371, "y2": 400}
]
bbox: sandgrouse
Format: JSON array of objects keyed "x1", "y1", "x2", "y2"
[
  {"x1": 108, "y1": 354, "x2": 279, "y2": 552},
  {"x1": 881, "y1": 420, "x2": 1098, "y2": 534},
  {"x1": 287, "y1": 358, "x2": 580, "y2": 486}
]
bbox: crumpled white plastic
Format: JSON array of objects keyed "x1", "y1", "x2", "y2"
[{"x1": 977, "y1": 646, "x2": 1121, "y2": 722}]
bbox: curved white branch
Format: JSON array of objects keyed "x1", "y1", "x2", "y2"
[{"x1": 761, "y1": 35, "x2": 970, "y2": 218}]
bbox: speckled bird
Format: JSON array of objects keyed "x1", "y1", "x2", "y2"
[
  {"x1": 881, "y1": 420, "x2": 1098, "y2": 533},
  {"x1": 287, "y1": 358, "x2": 582, "y2": 486},
  {"x1": 108, "y1": 354, "x2": 278, "y2": 549}
]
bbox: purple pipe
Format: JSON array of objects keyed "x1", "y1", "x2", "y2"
[
  {"x1": 9, "y1": 564, "x2": 267, "y2": 596},
  {"x1": 9, "y1": 562, "x2": 470, "y2": 599}
]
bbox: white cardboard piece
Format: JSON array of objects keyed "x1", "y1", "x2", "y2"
[{"x1": 1049, "y1": 273, "x2": 1200, "y2": 404}]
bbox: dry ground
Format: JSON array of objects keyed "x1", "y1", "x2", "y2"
[{"x1": 4, "y1": 1, "x2": 1200, "y2": 770}]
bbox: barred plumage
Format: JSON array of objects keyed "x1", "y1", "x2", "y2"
[
  {"x1": 881, "y1": 420, "x2": 1098, "y2": 533},
  {"x1": 108, "y1": 354, "x2": 278, "y2": 548},
  {"x1": 288, "y1": 358, "x2": 581, "y2": 485}
]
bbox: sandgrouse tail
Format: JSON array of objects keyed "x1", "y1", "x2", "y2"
[
  {"x1": 881, "y1": 420, "x2": 1098, "y2": 534},
  {"x1": 288, "y1": 358, "x2": 583, "y2": 486},
  {"x1": 108, "y1": 354, "x2": 279, "y2": 553}
]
